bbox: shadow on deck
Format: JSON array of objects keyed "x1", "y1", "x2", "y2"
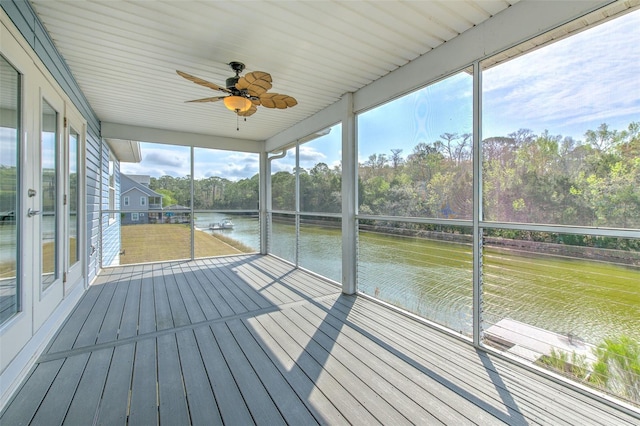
[{"x1": 1, "y1": 254, "x2": 637, "y2": 425}]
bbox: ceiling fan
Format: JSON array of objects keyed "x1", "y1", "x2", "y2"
[{"x1": 177, "y1": 61, "x2": 297, "y2": 128}]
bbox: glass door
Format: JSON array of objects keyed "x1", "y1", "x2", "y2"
[
  {"x1": 0, "y1": 54, "x2": 20, "y2": 326},
  {"x1": 64, "y1": 109, "x2": 84, "y2": 291},
  {"x1": 41, "y1": 99, "x2": 59, "y2": 292},
  {"x1": 33, "y1": 83, "x2": 65, "y2": 329}
]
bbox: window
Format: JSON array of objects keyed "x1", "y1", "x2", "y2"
[
  {"x1": 358, "y1": 71, "x2": 473, "y2": 219},
  {"x1": 299, "y1": 125, "x2": 342, "y2": 214},
  {"x1": 355, "y1": 71, "x2": 474, "y2": 333},
  {"x1": 479, "y1": 7, "x2": 640, "y2": 405},
  {"x1": 131, "y1": 212, "x2": 139, "y2": 221},
  {"x1": 123, "y1": 196, "x2": 129, "y2": 206},
  {"x1": 271, "y1": 147, "x2": 296, "y2": 211},
  {"x1": 140, "y1": 196, "x2": 146, "y2": 206},
  {"x1": 481, "y1": 10, "x2": 640, "y2": 228}
]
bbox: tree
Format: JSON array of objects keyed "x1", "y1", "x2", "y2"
[
  {"x1": 585, "y1": 123, "x2": 622, "y2": 152},
  {"x1": 390, "y1": 149, "x2": 404, "y2": 169},
  {"x1": 155, "y1": 189, "x2": 176, "y2": 207}
]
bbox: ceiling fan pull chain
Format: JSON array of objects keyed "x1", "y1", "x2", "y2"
[{"x1": 236, "y1": 113, "x2": 240, "y2": 131}]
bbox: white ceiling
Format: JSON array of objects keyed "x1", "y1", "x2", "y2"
[{"x1": 29, "y1": 0, "x2": 519, "y2": 142}]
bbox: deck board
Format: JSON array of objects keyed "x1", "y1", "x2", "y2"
[
  {"x1": 128, "y1": 338, "x2": 158, "y2": 425},
  {"x1": 173, "y1": 263, "x2": 208, "y2": 323},
  {"x1": 162, "y1": 264, "x2": 192, "y2": 327},
  {"x1": 152, "y1": 263, "x2": 175, "y2": 331},
  {"x1": 225, "y1": 319, "x2": 320, "y2": 426},
  {"x1": 29, "y1": 353, "x2": 89, "y2": 426},
  {"x1": 137, "y1": 264, "x2": 157, "y2": 334},
  {"x1": 175, "y1": 329, "x2": 224, "y2": 426},
  {"x1": 193, "y1": 325, "x2": 256, "y2": 425},
  {"x1": 157, "y1": 333, "x2": 191, "y2": 425},
  {"x1": 118, "y1": 269, "x2": 142, "y2": 339},
  {"x1": 2, "y1": 254, "x2": 639, "y2": 425},
  {"x1": 328, "y1": 295, "x2": 551, "y2": 423},
  {"x1": 287, "y1": 304, "x2": 472, "y2": 425},
  {"x1": 46, "y1": 276, "x2": 106, "y2": 353},
  {"x1": 211, "y1": 321, "x2": 287, "y2": 425},
  {"x1": 274, "y1": 307, "x2": 419, "y2": 425},
  {"x1": 244, "y1": 314, "x2": 350, "y2": 425},
  {"x1": 0, "y1": 359, "x2": 64, "y2": 425},
  {"x1": 63, "y1": 348, "x2": 113, "y2": 425},
  {"x1": 96, "y1": 270, "x2": 129, "y2": 344},
  {"x1": 327, "y1": 294, "x2": 610, "y2": 425},
  {"x1": 94, "y1": 344, "x2": 135, "y2": 425},
  {"x1": 179, "y1": 261, "x2": 222, "y2": 320}
]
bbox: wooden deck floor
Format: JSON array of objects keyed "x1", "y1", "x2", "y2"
[{"x1": 1, "y1": 254, "x2": 638, "y2": 425}]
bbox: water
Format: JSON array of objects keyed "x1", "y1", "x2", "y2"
[
  {"x1": 193, "y1": 213, "x2": 260, "y2": 251},
  {"x1": 213, "y1": 219, "x2": 639, "y2": 345}
]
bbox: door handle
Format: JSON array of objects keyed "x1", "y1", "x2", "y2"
[{"x1": 27, "y1": 208, "x2": 41, "y2": 217}]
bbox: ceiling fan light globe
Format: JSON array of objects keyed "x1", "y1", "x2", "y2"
[{"x1": 223, "y1": 96, "x2": 252, "y2": 113}]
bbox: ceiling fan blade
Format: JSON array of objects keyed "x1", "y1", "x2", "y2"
[
  {"x1": 185, "y1": 96, "x2": 226, "y2": 103},
  {"x1": 238, "y1": 105, "x2": 258, "y2": 117},
  {"x1": 177, "y1": 70, "x2": 231, "y2": 93},
  {"x1": 258, "y1": 93, "x2": 298, "y2": 109},
  {"x1": 236, "y1": 71, "x2": 273, "y2": 97}
]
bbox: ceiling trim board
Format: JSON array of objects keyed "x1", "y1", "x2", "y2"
[{"x1": 101, "y1": 122, "x2": 263, "y2": 153}]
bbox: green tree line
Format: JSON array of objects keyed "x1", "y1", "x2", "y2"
[{"x1": 148, "y1": 121, "x2": 639, "y2": 235}]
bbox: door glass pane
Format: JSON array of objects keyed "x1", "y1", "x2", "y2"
[
  {"x1": 69, "y1": 127, "x2": 79, "y2": 267},
  {"x1": 42, "y1": 100, "x2": 58, "y2": 290},
  {"x1": 0, "y1": 55, "x2": 20, "y2": 324}
]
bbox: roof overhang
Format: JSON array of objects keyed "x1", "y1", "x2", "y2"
[{"x1": 105, "y1": 138, "x2": 142, "y2": 163}]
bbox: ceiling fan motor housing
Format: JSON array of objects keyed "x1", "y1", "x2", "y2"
[
  {"x1": 227, "y1": 61, "x2": 246, "y2": 92},
  {"x1": 226, "y1": 76, "x2": 240, "y2": 91}
]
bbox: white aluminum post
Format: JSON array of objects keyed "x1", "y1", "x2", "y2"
[
  {"x1": 472, "y1": 61, "x2": 483, "y2": 347},
  {"x1": 259, "y1": 151, "x2": 268, "y2": 254},
  {"x1": 341, "y1": 93, "x2": 357, "y2": 295},
  {"x1": 295, "y1": 142, "x2": 300, "y2": 266},
  {"x1": 190, "y1": 146, "x2": 195, "y2": 260}
]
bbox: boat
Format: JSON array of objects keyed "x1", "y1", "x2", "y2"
[{"x1": 209, "y1": 218, "x2": 234, "y2": 230}]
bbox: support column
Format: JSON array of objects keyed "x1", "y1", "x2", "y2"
[
  {"x1": 259, "y1": 151, "x2": 268, "y2": 255},
  {"x1": 341, "y1": 93, "x2": 357, "y2": 295},
  {"x1": 472, "y1": 62, "x2": 483, "y2": 346},
  {"x1": 190, "y1": 146, "x2": 195, "y2": 260}
]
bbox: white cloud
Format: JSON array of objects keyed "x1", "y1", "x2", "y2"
[
  {"x1": 483, "y1": 10, "x2": 640, "y2": 138},
  {"x1": 299, "y1": 145, "x2": 327, "y2": 167}
]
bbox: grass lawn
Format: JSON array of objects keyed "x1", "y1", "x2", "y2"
[{"x1": 120, "y1": 224, "x2": 253, "y2": 265}]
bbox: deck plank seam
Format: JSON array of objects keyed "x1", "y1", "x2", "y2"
[{"x1": 36, "y1": 292, "x2": 341, "y2": 363}]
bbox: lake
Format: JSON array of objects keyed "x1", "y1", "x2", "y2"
[{"x1": 201, "y1": 213, "x2": 639, "y2": 345}]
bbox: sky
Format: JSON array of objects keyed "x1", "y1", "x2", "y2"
[{"x1": 93, "y1": 10, "x2": 640, "y2": 180}]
